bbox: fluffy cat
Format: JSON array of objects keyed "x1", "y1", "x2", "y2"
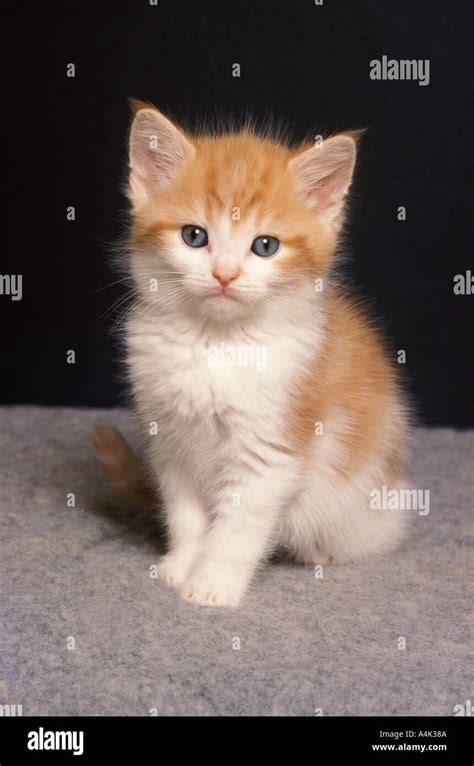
[{"x1": 95, "y1": 102, "x2": 409, "y2": 607}]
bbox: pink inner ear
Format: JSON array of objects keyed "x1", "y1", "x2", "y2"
[
  {"x1": 290, "y1": 136, "x2": 356, "y2": 217},
  {"x1": 129, "y1": 110, "x2": 194, "y2": 206},
  {"x1": 310, "y1": 165, "x2": 352, "y2": 209}
]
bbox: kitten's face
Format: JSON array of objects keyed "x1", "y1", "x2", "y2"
[{"x1": 128, "y1": 106, "x2": 357, "y2": 322}]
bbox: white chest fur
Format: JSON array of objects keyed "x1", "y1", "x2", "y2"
[{"x1": 126, "y1": 302, "x2": 324, "y2": 486}]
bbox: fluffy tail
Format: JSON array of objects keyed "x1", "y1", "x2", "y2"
[{"x1": 93, "y1": 425, "x2": 155, "y2": 512}]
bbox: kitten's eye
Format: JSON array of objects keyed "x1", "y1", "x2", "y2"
[
  {"x1": 181, "y1": 225, "x2": 208, "y2": 248},
  {"x1": 251, "y1": 235, "x2": 280, "y2": 257}
]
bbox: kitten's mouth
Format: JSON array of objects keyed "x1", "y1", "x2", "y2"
[{"x1": 204, "y1": 289, "x2": 240, "y2": 304}]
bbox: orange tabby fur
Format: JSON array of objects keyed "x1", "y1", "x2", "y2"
[{"x1": 94, "y1": 104, "x2": 409, "y2": 607}]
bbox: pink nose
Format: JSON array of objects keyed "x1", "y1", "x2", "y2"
[{"x1": 212, "y1": 269, "x2": 240, "y2": 288}]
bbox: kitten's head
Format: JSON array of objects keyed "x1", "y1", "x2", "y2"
[{"x1": 127, "y1": 102, "x2": 358, "y2": 322}]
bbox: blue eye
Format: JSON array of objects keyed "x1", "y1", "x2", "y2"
[
  {"x1": 181, "y1": 225, "x2": 208, "y2": 248},
  {"x1": 251, "y1": 235, "x2": 280, "y2": 257}
]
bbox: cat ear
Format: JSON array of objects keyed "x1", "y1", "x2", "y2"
[
  {"x1": 128, "y1": 103, "x2": 194, "y2": 210},
  {"x1": 289, "y1": 133, "x2": 358, "y2": 227}
]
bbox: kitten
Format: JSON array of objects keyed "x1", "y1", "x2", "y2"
[{"x1": 95, "y1": 102, "x2": 409, "y2": 607}]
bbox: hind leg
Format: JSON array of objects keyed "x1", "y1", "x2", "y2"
[
  {"x1": 279, "y1": 474, "x2": 406, "y2": 567},
  {"x1": 291, "y1": 546, "x2": 335, "y2": 567},
  {"x1": 278, "y1": 488, "x2": 338, "y2": 566}
]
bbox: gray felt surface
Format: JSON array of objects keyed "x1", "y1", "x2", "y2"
[{"x1": 1, "y1": 406, "x2": 472, "y2": 716}]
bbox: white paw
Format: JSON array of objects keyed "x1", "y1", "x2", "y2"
[
  {"x1": 157, "y1": 554, "x2": 193, "y2": 590},
  {"x1": 179, "y1": 572, "x2": 244, "y2": 608},
  {"x1": 294, "y1": 549, "x2": 335, "y2": 566}
]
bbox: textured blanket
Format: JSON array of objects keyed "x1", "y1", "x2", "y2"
[{"x1": 1, "y1": 407, "x2": 472, "y2": 716}]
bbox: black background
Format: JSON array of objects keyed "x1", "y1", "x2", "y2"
[{"x1": 2, "y1": 0, "x2": 472, "y2": 426}]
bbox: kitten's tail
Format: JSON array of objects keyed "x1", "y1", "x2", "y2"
[{"x1": 93, "y1": 425, "x2": 155, "y2": 512}]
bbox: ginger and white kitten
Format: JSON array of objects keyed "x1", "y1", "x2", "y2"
[{"x1": 97, "y1": 102, "x2": 409, "y2": 607}]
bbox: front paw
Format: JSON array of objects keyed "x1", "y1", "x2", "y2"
[
  {"x1": 179, "y1": 570, "x2": 245, "y2": 608},
  {"x1": 157, "y1": 553, "x2": 193, "y2": 590}
]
